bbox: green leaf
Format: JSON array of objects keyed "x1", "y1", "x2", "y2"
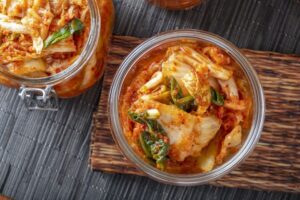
[
  {"x1": 211, "y1": 88, "x2": 224, "y2": 106},
  {"x1": 130, "y1": 113, "x2": 169, "y2": 169},
  {"x1": 151, "y1": 139, "x2": 169, "y2": 170},
  {"x1": 128, "y1": 111, "x2": 166, "y2": 135},
  {"x1": 139, "y1": 132, "x2": 169, "y2": 170},
  {"x1": 128, "y1": 111, "x2": 145, "y2": 124},
  {"x1": 146, "y1": 119, "x2": 166, "y2": 135},
  {"x1": 139, "y1": 131, "x2": 153, "y2": 158},
  {"x1": 170, "y1": 77, "x2": 183, "y2": 103},
  {"x1": 44, "y1": 18, "x2": 84, "y2": 48},
  {"x1": 169, "y1": 77, "x2": 197, "y2": 112},
  {"x1": 176, "y1": 95, "x2": 197, "y2": 112}
]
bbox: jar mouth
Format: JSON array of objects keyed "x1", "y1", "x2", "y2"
[
  {"x1": 109, "y1": 30, "x2": 266, "y2": 185},
  {"x1": 0, "y1": 0, "x2": 101, "y2": 87}
]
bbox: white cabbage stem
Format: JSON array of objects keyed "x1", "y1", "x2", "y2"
[
  {"x1": 218, "y1": 77, "x2": 247, "y2": 111},
  {"x1": 0, "y1": 20, "x2": 30, "y2": 34},
  {"x1": 0, "y1": 14, "x2": 9, "y2": 20},
  {"x1": 32, "y1": 37, "x2": 44, "y2": 54},
  {"x1": 180, "y1": 46, "x2": 232, "y2": 80},
  {"x1": 140, "y1": 85, "x2": 169, "y2": 101},
  {"x1": 216, "y1": 125, "x2": 242, "y2": 164},
  {"x1": 44, "y1": 39, "x2": 77, "y2": 53},
  {"x1": 197, "y1": 140, "x2": 217, "y2": 172},
  {"x1": 139, "y1": 71, "x2": 163, "y2": 93},
  {"x1": 208, "y1": 77, "x2": 220, "y2": 90},
  {"x1": 224, "y1": 100, "x2": 246, "y2": 111},
  {"x1": 226, "y1": 125, "x2": 242, "y2": 148},
  {"x1": 218, "y1": 77, "x2": 239, "y2": 100},
  {"x1": 146, "y1": 109, "x2": 160, "y2": 119}
]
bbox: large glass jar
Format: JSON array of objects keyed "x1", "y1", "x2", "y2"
[
  {"x1": 0, "y1": 0, "x2": 114, "y2": 110},
  {"x1": 109, "y1": 30, "x2": 265, "y2": 185},
  {"x1": 148, "y1": 0, "x2": 202, "y2": 10}
]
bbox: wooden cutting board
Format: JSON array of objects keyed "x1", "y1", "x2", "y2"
[{"x1": 90, "y1": 35, "x2": 300, "y2": 193}]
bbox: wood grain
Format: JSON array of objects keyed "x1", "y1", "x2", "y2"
[{"x1": 90, "y1": 35, "x2": 300, "y2": 192}]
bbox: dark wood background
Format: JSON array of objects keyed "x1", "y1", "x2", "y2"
[{"x1": 0, "y1": 0, "x2": 299, "y2": 199}]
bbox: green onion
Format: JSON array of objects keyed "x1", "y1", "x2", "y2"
[
  {"x1": 44, "y1": 18, "x2": 84, "y2": 48},
  {"x1": 211, "y1": 88, "x2": 224, "y2": 106},
  {"x1": 176, "y1": 95, "x2": 197, "y2": 112},
  {"x1": 170, "y1": 76, "x2": 184, "y2": 102},
  {"x1": 128, "y1": 111, "x2": 145, "y2": 125},
  {"x1": 139, "y1": 131, "x2": 153, "y2": 158},
  {"x1": 169, "y1": 76, "x2": 197, "y2": 112},
  {"x1": 129, "y1": 111, "x2": 169, "y2": 169},
  {"x1": 128, "y1": 111, "x2": 166, "y2": 135},
  {"x1": 151, "y1": 139, "x2": 169, "y2": 169},
  {"x1": 138, "y1": 131, "x2": 169, "y2": 170}
]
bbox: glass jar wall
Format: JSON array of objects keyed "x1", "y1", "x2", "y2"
[{"x1": 0, "y1": 0, "x2": 115, "y2": 99}]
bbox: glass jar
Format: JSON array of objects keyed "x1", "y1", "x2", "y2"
[
  {"x1": 109, "y1": 30, "x2": 265, "y2": 185},
  {"x1": 0, "y1": 0, "x2": 114, "y2": 110},
  {"x1": 148, "y1": 0, "x2": 202, "y2": 10}
]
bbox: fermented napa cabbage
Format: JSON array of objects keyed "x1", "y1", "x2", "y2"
[
  {"x1": 0, "y1": 0, "x2": 89, "y2": 75},
  {"x1": 44, "y1": 38, "x2": 77, "y2": 54},
  {"x1": 0, "y1": 20, "x2": 30, "y2": 34},
  {"x1": 218, "y1": 77, "x2": 239, "y2": 100},
  {"x1": 122, "y1": 40, "x2": 252, "y2": 173},
  {"x1": 192, "y1": 116, "x2": 221, "y2": 157},
  {"x1": 219, "y1": 77, "x2": 248, "y2": 111},
  {"x1": 217, "y1": 125, "x2": 242, "y2": 163},
  {"x1": 131, "y1": 100, "x2": 221, "y2": 162},
  {"x1": 139, "y1": 71, "x2": 163, "y2": 93},
  {"x1": 6, "y1": 58, "x2": 47, "y2": 76},
  {"x1": 197, "y1": 139, "x2": 218, "y2": 172},
  {"x1": 162, "y1": 47, "x2": 211, "y2": 114},
  {"x1": 178, "y1": 46, "x2": 233, "y2": 80}
]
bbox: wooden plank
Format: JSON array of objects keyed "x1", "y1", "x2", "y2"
[{"x1": 90, "y1": 35, "x2": 300, "y2": 192}]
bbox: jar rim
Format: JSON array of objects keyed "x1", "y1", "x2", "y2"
[
  {"x1": 0, "y1": 0, "x2": 101, "y2": 87},
  {"x1": 109, "y1": 29, "x2": 266, "y2": 186}
]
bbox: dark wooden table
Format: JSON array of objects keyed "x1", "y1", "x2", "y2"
[{"x1": 0, "y1": 0, "x2": 299, "y2": 199}]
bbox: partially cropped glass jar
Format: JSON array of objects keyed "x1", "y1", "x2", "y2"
[
  {"x1": 0, "y1": 0, "x2": 114, "y2": 110},
  {"x1": 148, "y1": 0, "x2": 202, "y2": 10},
  {"x1": 109, "y1": 30, "x2": 265, "y2": 185}
]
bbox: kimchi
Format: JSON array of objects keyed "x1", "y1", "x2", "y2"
[
  {"x1": 0, "y1": 0, "x2": 91, "y2": 77},
  {"x1": 120, "y1": 40, "x2": 253, "y2": 173}
]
